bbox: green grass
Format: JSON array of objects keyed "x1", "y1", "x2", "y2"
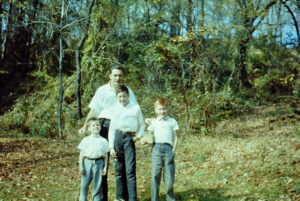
[{"x1": 0, "y1": 105, "x2": 299, "y2": 201}]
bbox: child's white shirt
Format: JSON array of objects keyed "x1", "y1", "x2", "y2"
[
  {"x1": 147, "y1": 116, "x2": 179, "y2": 147},
  {"x1": 108, "y1": 101, "x2": 145, "y2": 149},
  {"x1": 78, "y1": 134, "x2": 109, "y2": 158}
]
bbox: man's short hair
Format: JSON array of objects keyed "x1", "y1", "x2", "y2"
[
  {"x1": 110, "y1": 63, "x2": 125, "y2": 72},
  {"x1": 116, "y1": 84, "x2": 129, "y2": 95},
  {"x1": 154, "y1": 98, "x2": 168, "y2": 107}
]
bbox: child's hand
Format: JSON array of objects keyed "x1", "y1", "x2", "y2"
[
  {"x1": 110, "y1": 148, "x2": 117, "y2": 158},
  {"x1": 133, "y1": 137, "x2": 141, "y2": 143},
  {"x1": 145, "y1": 118, "x2": 154, "y2": 124}
]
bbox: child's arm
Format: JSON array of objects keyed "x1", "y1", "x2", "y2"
[
  {"x1": 133, "y1": 106, "x2": 145, "y2": 142},
  {"x1": 102, "y1": 154, "x2": 108, "y2": 176},
  {"x1": 108, "y1": 118, "x2": 117, "y2": 157},
  {"x1": 172, "y1": 131, "x2": 178, "y2": 153},
  {"x1": 79, "y1": 151, "x2": 85, "y2": 175},
  {"x1": 145, "y1": 118, "x2": 155, "y2": 125}
]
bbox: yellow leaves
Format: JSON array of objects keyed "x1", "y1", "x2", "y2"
[
  {"x1": 170, "y1": 32, "x2": 195, "y2": 43},
  {"x1": 170, "y1": 36, "x2": 189, "y2": 43},
  {"x1": 279, "y1": 74, "x2": 295, "y2": 85}
]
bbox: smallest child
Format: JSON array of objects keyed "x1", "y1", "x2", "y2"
[
  {"x1": 147, "y1": 98, "x2": 179, "y2": 201},
  {"x1": 78, "y1": 117, "x2": 109, "y2": 201}
]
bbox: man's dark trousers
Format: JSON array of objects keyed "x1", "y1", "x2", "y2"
[{"x1": 99, "y1": 119, "x2": 110, "y2": 201}]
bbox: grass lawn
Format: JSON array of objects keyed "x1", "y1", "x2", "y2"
[{"x1": 0, "y1": 104, "x2": 299, "y2": 201}]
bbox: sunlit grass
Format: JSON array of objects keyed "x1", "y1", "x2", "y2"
[{"x1": 0, "y1": 105, "x2": 299, "y2": 200}]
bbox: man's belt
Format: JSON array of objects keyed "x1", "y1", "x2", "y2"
[{"x1": 116, "y1": 129, "x2": 136, "y2": 136}]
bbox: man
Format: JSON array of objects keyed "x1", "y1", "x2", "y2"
[{"x1": 79, "y1": 64, "x2": 137, "y2": 201}]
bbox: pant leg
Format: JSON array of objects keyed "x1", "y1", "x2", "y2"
[
  {"x1": 92, "y1": 159, "x2": 105, "y2": 201},
  {"x1": 163, "y1": 145, "x2": 176, "y2": 201},
  {"x1": 151, "y1": 144, "x2": 163, "y2": 201},
  {"x1": 114, "y1": 131, "x2": 128, "y2": 200},
  {"x1": 80, "y1": 159, "x2": 93, "y2": 201},
  {"x1": 99, "y1": 120, "x2": 110, "y2": 201},
  {"x1": 124, "y1": 134, "x2": 137, "y2": 201}
]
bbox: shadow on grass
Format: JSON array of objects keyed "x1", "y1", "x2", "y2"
[{"x1": 142, "y1": 188, "x2": 235, "y2": 201}]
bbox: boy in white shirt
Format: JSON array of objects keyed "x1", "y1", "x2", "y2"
[
  {"x1": 108, "y1": 85, "x2": 145, "y2": 201},
  {"x1": 147, "y1": 98, "x2": 179, "y2": 201},
  {"x1": 78, "y1": 118, "x2": 109, "y2": 201}
]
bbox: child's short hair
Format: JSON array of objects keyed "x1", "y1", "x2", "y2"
[
  {"x1": 86, "y1": 117, "x2": 99, "y2": 127},
  {"x1": 154, "y1": 98, "x2": 168, "y2": 107},
  {"x1": 116, "y1": 84, "x2": 129, "y2": 95}
]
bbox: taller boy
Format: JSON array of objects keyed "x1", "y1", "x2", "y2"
[{"x1": 79, "y1": 64, "x2": 138, "y2": 201}]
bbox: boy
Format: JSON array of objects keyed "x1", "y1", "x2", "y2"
[
  {"x1": 147, "y1": 98, "x2": 179, "y2": 201},
  {"x1": 78, "y1": 118, "x2": 109, "y2": 201},
  {"x1": 108, "y1": 85, "x2": 145, "y2": 201},
  {"x1": 79, "y1": 64, "x2": 138, "y2": 201}
]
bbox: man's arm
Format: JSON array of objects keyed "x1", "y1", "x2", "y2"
[{"x1": 79, "y1": 108, "x2": 99, "y2": 134}]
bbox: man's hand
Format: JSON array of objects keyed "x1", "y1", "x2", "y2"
[
  {"x1": 80, "y1": 167, "x2": 85, "y2": 175},
  {"x1": 110, "y1": 148, "x2": 117, "y2": 158},
  {"x1": 103, "y1": 166, "x2": 108, "y2": 176},
  {"x1": 78, "y1": 126, "x2": 86, "y2": 135}
]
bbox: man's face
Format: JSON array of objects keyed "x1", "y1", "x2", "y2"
[
  {"x1": 109, "y1": 69, "x2": 124, "y2": 87},
  {"x1": 155, "y1": 105, "x2": 167, "y2": 118},
  {"x1": 117, "y1": 91, "x2": 129, "y2": 106}
]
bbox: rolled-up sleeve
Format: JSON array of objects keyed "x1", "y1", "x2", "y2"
[{"x1": 88, "y1": 88, "x2": 103, "y2": 114}]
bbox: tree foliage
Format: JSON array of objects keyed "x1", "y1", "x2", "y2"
[{"x1": 0, "y1": 0, "x2": 299, "y2": 136}]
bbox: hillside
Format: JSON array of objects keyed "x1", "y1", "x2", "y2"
[{"x1": 0, "y1": 103, "x2": 299, "y2": 201}]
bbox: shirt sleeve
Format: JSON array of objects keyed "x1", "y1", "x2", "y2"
[
  {"x1": 135, "y1": 106, "x2": 145, "y2": 138},
  {"x1": 77, "y1": 138, "x2": 87, "y2": 151},
  {"x1": 103, "y1": 139, "x2": 110, "y2": 153},
  {"x1": 128, "y1": 87, "x2": 138, "y2": 105},
  {"x1": 173, "y1": 119, "x2": 179, "y2": 131},
  {"x1": 108, "y1": 113, "x2": 117, "y2": 149},
  {"x1": 88, "y1": 87, "x2": 103, "y2": 114}
]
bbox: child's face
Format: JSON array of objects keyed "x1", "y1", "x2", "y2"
[
  {"x1": 117, "y1": 91, "x2": 129, "y2": 106},
  {"x1": 88, "y1": 121, "x2": 101, "y2": 135},
  {"x1": 155, "y1": 105, "x2": 167, "y2": 118}
]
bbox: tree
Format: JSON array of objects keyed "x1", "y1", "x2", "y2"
[
  {"x1": 75, "y1": 0, "x2": 96, "y2": 119},
  {"x1": 233, "y1": 0, "x2": 278, "y2": 89}
]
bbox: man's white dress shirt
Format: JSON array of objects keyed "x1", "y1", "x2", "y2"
[{"x1": 88, "y1": 83, "x2": 137, "y2": 119}]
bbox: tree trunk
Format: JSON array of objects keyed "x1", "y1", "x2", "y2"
[
  {"x1": 57, "y1": 0, "x2": 65, "y2": 138},
  {"x1": 58, "y1": 34, "x2": 64, "y2": 138},
  {"x1": 236, "y1": 37, "x2": 252, "y2": 88},
  {"x1": 75, "y1": 0, "x2": 95, "y2": 119},
  {"x1": 280, "y1": 0, "x2": 300, "y2": 46}
]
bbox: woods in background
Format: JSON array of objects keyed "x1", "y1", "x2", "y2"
[{"x1": 0, "y1": 0, "x2": 299, "y2": 137}]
